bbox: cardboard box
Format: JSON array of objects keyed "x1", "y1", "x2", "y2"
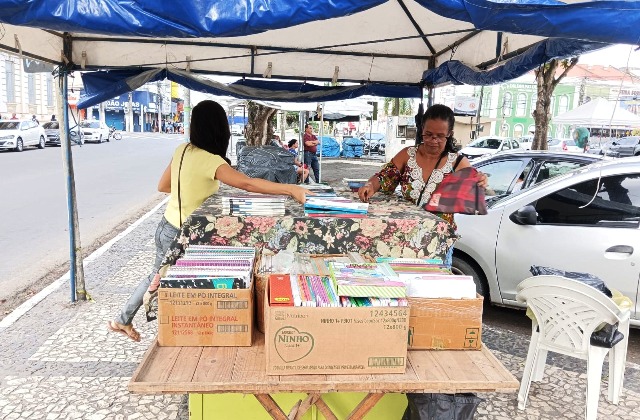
[
  {"x1": 407, "y1": 295, "x2": 483, "y2": 350},
  {"x1": 264, "y1": 278, "x2": 409, "y2": 375},
  {"x1": 157, "y1": 283, "x2": 253, "y2": 347}
]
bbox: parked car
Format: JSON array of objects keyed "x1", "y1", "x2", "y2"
[
  {"x1": 605, "y1": 136, "x2": 640, "y2": 158},
  {"x1": 459, "y1": 136, "x2": 521, "y2": 160},
  {"x1": 548, "y1": 138, "x2": 584, "y2": 153},
  {"x1": 587, "y1": 138, "x2": 617, "y2": 156},
  {"x1": 471, "y1": 150, "x2": 603, "y2": 204},
  {"x1": 0, "y1": 119, "x2": 46, "y2": 152},
  {"x1": 79, "y1": 120, "x2": 110, "y2": 143},
  {"x1": 516, "y1": 135, "x2": 552, "y2": 150},
  {"x1": 452, "y1": 156, "x2": 640, "y2": 325},
  {"x1": 41, "y1": 121, "x2": 84, "y2": 146},
  {"x1": 360, "y1": 133, "x2": 385, "y2": 154}
]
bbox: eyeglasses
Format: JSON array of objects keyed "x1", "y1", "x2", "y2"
[{"x1": 422, "y1": 132, "x2": 449, "y2": 141}]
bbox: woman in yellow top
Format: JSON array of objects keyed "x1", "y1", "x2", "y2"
[{"x1": 108, "y1": 100, "x2": 309, "y2": 341}]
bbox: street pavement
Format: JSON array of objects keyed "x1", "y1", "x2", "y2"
[{"x1": 0, "y1": 160, "x2": 639, "y2": 419}]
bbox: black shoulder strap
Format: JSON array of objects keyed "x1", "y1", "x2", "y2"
[
  {"x1": 177, "y1": 144, "x2": 189, "y2": 226},
  {"x1": 453, "y1": 154, "x2": 464, "y2": 170}
]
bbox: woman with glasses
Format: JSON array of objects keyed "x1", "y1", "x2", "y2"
[{"x1": 358, "y1": 104, "x2": 487, "y2": 266}]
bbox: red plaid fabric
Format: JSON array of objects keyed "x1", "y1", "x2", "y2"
[{"x1": 423, "y1": 167, "x2": 488, "y2": 215}]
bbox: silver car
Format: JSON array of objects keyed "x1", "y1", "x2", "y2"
[{"x1": 453, "y1": 157, "x2": 640, "y2": 325}]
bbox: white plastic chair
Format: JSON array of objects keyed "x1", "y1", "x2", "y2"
[{"x1": 515, "y1": 275, "x2": 630, "y2": 420}]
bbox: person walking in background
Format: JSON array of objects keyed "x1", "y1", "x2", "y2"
[
  {"x1": 32, "y1": 115, "x2": 39, "y2": 124},
  {"x1": 303, "y1": 124, "x2": 320, "y2": 183},
  {"x1": 107, "y1": 100, "x2": 312, "y2": 342},
  {"x1": 10, "y1": 113, "x2": 18, "y2": 120},
  {"x1": 51, "y1": 115, "x2": 57, "y2": 122}
]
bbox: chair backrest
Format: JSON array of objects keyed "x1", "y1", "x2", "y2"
[{"x1": 516, "y1": 275, "x2": 623, "y2": 355}]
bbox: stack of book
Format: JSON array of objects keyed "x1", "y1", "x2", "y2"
[
  {"x1": 300, "y1": 184, "x2": 337, "y2": 197},
  {"x1": 160, "y1": 245, "x2": 256, "y2": 290},
  {"x1": 304, "y1": 197, "x2": 369, "y2": 217},
  {"x1": 328, "y1": 262, "x2": 406, "y2": 298},
  {"x1": 221, "y1": 194, "x2": 287, "y2": 216}
]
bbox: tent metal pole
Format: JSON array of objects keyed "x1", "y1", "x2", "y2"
[{"x1": 58, "y1": 71, "x2": 87, "y2": 302}]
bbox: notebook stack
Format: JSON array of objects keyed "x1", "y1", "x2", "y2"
[
  {"x1": 304, "y1": 197, "x2": 369, "y2": 217},
  {"x1": 328, "y1": 262, "x2": 406, "y2": 299},
  {"x1": 160, "y1": 245, "x2": 256, "y2": 290},
  {"x1": 221, "y1": 194, "x2": 287, "y2": 216},
  {"x1": 300, "y1": 183, "x2": 338, "y2": 197}
]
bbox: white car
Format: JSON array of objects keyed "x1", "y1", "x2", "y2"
[
  {"x1": 79, "y1": 120, "x2": 110, "y2": 143},
  {"x1": 453, "y1": 157, "x2": 640, "y2": 325},
  {"x1": 459, "y1": 136, "x2": 522, "y2": 160},
  {"x1": 0, "y1": 119, "x2": 46, "y2": 152},
  {"x1": 549, "y1": 138, "x2": 584, "y2": 153}
]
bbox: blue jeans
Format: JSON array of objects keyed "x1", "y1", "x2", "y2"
[
  {"x1": 115, "y1": 216, "x2": 180, "y2": 325},
  {"x1": 304, "y1": 151, "x2": 320, "y2": 183}
]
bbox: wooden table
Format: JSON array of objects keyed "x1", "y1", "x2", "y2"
[{"x1": 129, "y1": 333, "x2": 519, "y2": 419}]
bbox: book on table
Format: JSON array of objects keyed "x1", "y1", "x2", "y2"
[
  {"x1": 220, "y1": 194, "x2": 287, "y2": 216},
  {"x1": 304, "y1": 197, "x2": 369, "y2": 214}
]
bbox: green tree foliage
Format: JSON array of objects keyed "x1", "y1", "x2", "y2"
[{"x1": 383, "y1": 98, "x2": 414, "y2": 116}]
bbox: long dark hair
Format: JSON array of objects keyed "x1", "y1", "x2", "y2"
[
  {"x1": 422, "y1": 104, "x2": 458, "y2": 153},
  {"x1": 189, "y1": 100, "x2": 231, "y2": 164}
]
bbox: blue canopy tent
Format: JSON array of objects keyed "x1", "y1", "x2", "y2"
[{"x1": 0, "y1": 0, "x2": 638, "y2": 303}]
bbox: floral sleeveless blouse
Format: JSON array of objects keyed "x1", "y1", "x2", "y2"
[{"x1": 375, "y1": 147, "x2": 459, "y2": 227}]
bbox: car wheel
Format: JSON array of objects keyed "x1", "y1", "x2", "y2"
[
  {"x1": 106, "y1": 132, "x2": 110, "y2": 142},
  {"x1": 98, "y1": 135, "x2": 102, "y2": 144},
  {"x1": 451, "y1": 255, "x2": 489, "y2": 298},
  {"x1": 38, "y1": 135, "x2": 45, "y2": 149},
  {"x1": 15, "y1": 138, "x2": 24, "y2": 152}
]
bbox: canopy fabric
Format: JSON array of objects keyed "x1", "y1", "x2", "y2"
[
  {"x1": 553, "y1": 97, "x2": 640, "y2": 128},
  {"x1": 1, "y1": 0, "x2": 639, "y2": 88},
  {"x1": 422, "y1": 38, "x2": 607, "y2": 86},
  {"x1": 77, "y1": 69, "x2": 421, "y2": 109}
]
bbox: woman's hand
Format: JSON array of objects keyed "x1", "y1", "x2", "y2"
[
  {"x1": 289, "y1": 185, "x2": 314, "y2": 204},
  {"x1": 358, "y1": 183, "x2": 376, "y2": 203},
  {"x1": 477, "y1": 171, "x2": 489, "y2": 189}
]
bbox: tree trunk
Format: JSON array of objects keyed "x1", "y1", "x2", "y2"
[
  {"x1": 245, "y1": 101, "x2": 278, "y2": 146},
  {"x1": 532, "y1": 57, "x2": 578, "y2": 150}
]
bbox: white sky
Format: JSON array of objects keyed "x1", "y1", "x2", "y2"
[{"x1": 579, "y1": 44, "x2": 640, "y2": 68}]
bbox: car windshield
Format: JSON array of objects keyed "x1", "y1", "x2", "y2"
[
  {"x1": 80, "y1": 121, "x2": 100, "y2": 129},
  {"x1": 42, "y1": 122, "x2": 59, "y2": 129},
  {"x1": 564, "y1": 139, "x2": 576, "y2": 146},
  {"x1": 548, "y1": 139, "x2": 560, "y2": 146},
  {"x1": 0, "y1": 121, "x2": 20, "y2": 130},
  {"x1": 468, "y1": 138, "x2": 502, "y2": 149}
]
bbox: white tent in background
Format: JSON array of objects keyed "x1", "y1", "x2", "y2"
[{"x1": 553, "y1": 97, "x2": 640, "y2": 128}]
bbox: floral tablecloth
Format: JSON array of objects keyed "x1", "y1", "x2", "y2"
[{"x1": 161, "y1": 186, "x2": 458, "y2": 266}]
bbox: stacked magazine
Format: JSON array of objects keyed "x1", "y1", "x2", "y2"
[
  {"x1": 328, "y1": 262, "x2": 406, "y2": 298},
  {"x1": 160, "y1": 245, "x2": 256, "y2": 290},
  {"x1": 304, "y1": 197, "x2": 369, "y2": 217},
  {"x1": 221, "y1": 194, "x2": 287, "y2": 216}
]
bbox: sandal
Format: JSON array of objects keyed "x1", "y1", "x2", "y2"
[{"x1": 107, "y1": 320, "x2": 141, "y2": 342}]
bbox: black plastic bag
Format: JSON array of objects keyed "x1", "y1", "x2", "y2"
[
  {"x1": 529, "y1": 265, "x2": 622, "y2": 348},
  {"x1": 237, "y1": 145, "x2": 298, "y2": 184},
  {"x1": 403, "y1": 393, "x2": 484, "y2": 420},
  {"x1": 529, "y1": 265, "x2": 612, "y2": 297}
]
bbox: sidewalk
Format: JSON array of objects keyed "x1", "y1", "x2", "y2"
[{"x1": 1, "y1": 172, "x2": 639, "y2": 419}]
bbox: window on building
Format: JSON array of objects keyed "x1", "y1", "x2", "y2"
[
  {"x1": 28, "y1": 74, "x2": 36, "y2": 104},
  {"x1": 530, "y1": 92, "x2": 537, "y2": 116},
  {"x1": 481, "y1": 93, "x2": 491, "y2": 118},
  {"x1": 5, "y1": 60, "x2": 15, "y2": 102},
  {"x1": 516, "y1": 93, "x2": 527, "y2": 117},
  {"x1": 46, "y1": 75, "x2": 54, "y2": 106},
  {"x1": 514, "y1": 123, "x2": 524, "y2": 138},
  {"x1": 549, "y1": 96, "x2": 555, "y2": 115},
  {"x1": 558, "y1": 95, "x2": 569, "y2": 115},
  {"x1": 503, "y1": 92, "x2": 513, "y2": 117}
]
